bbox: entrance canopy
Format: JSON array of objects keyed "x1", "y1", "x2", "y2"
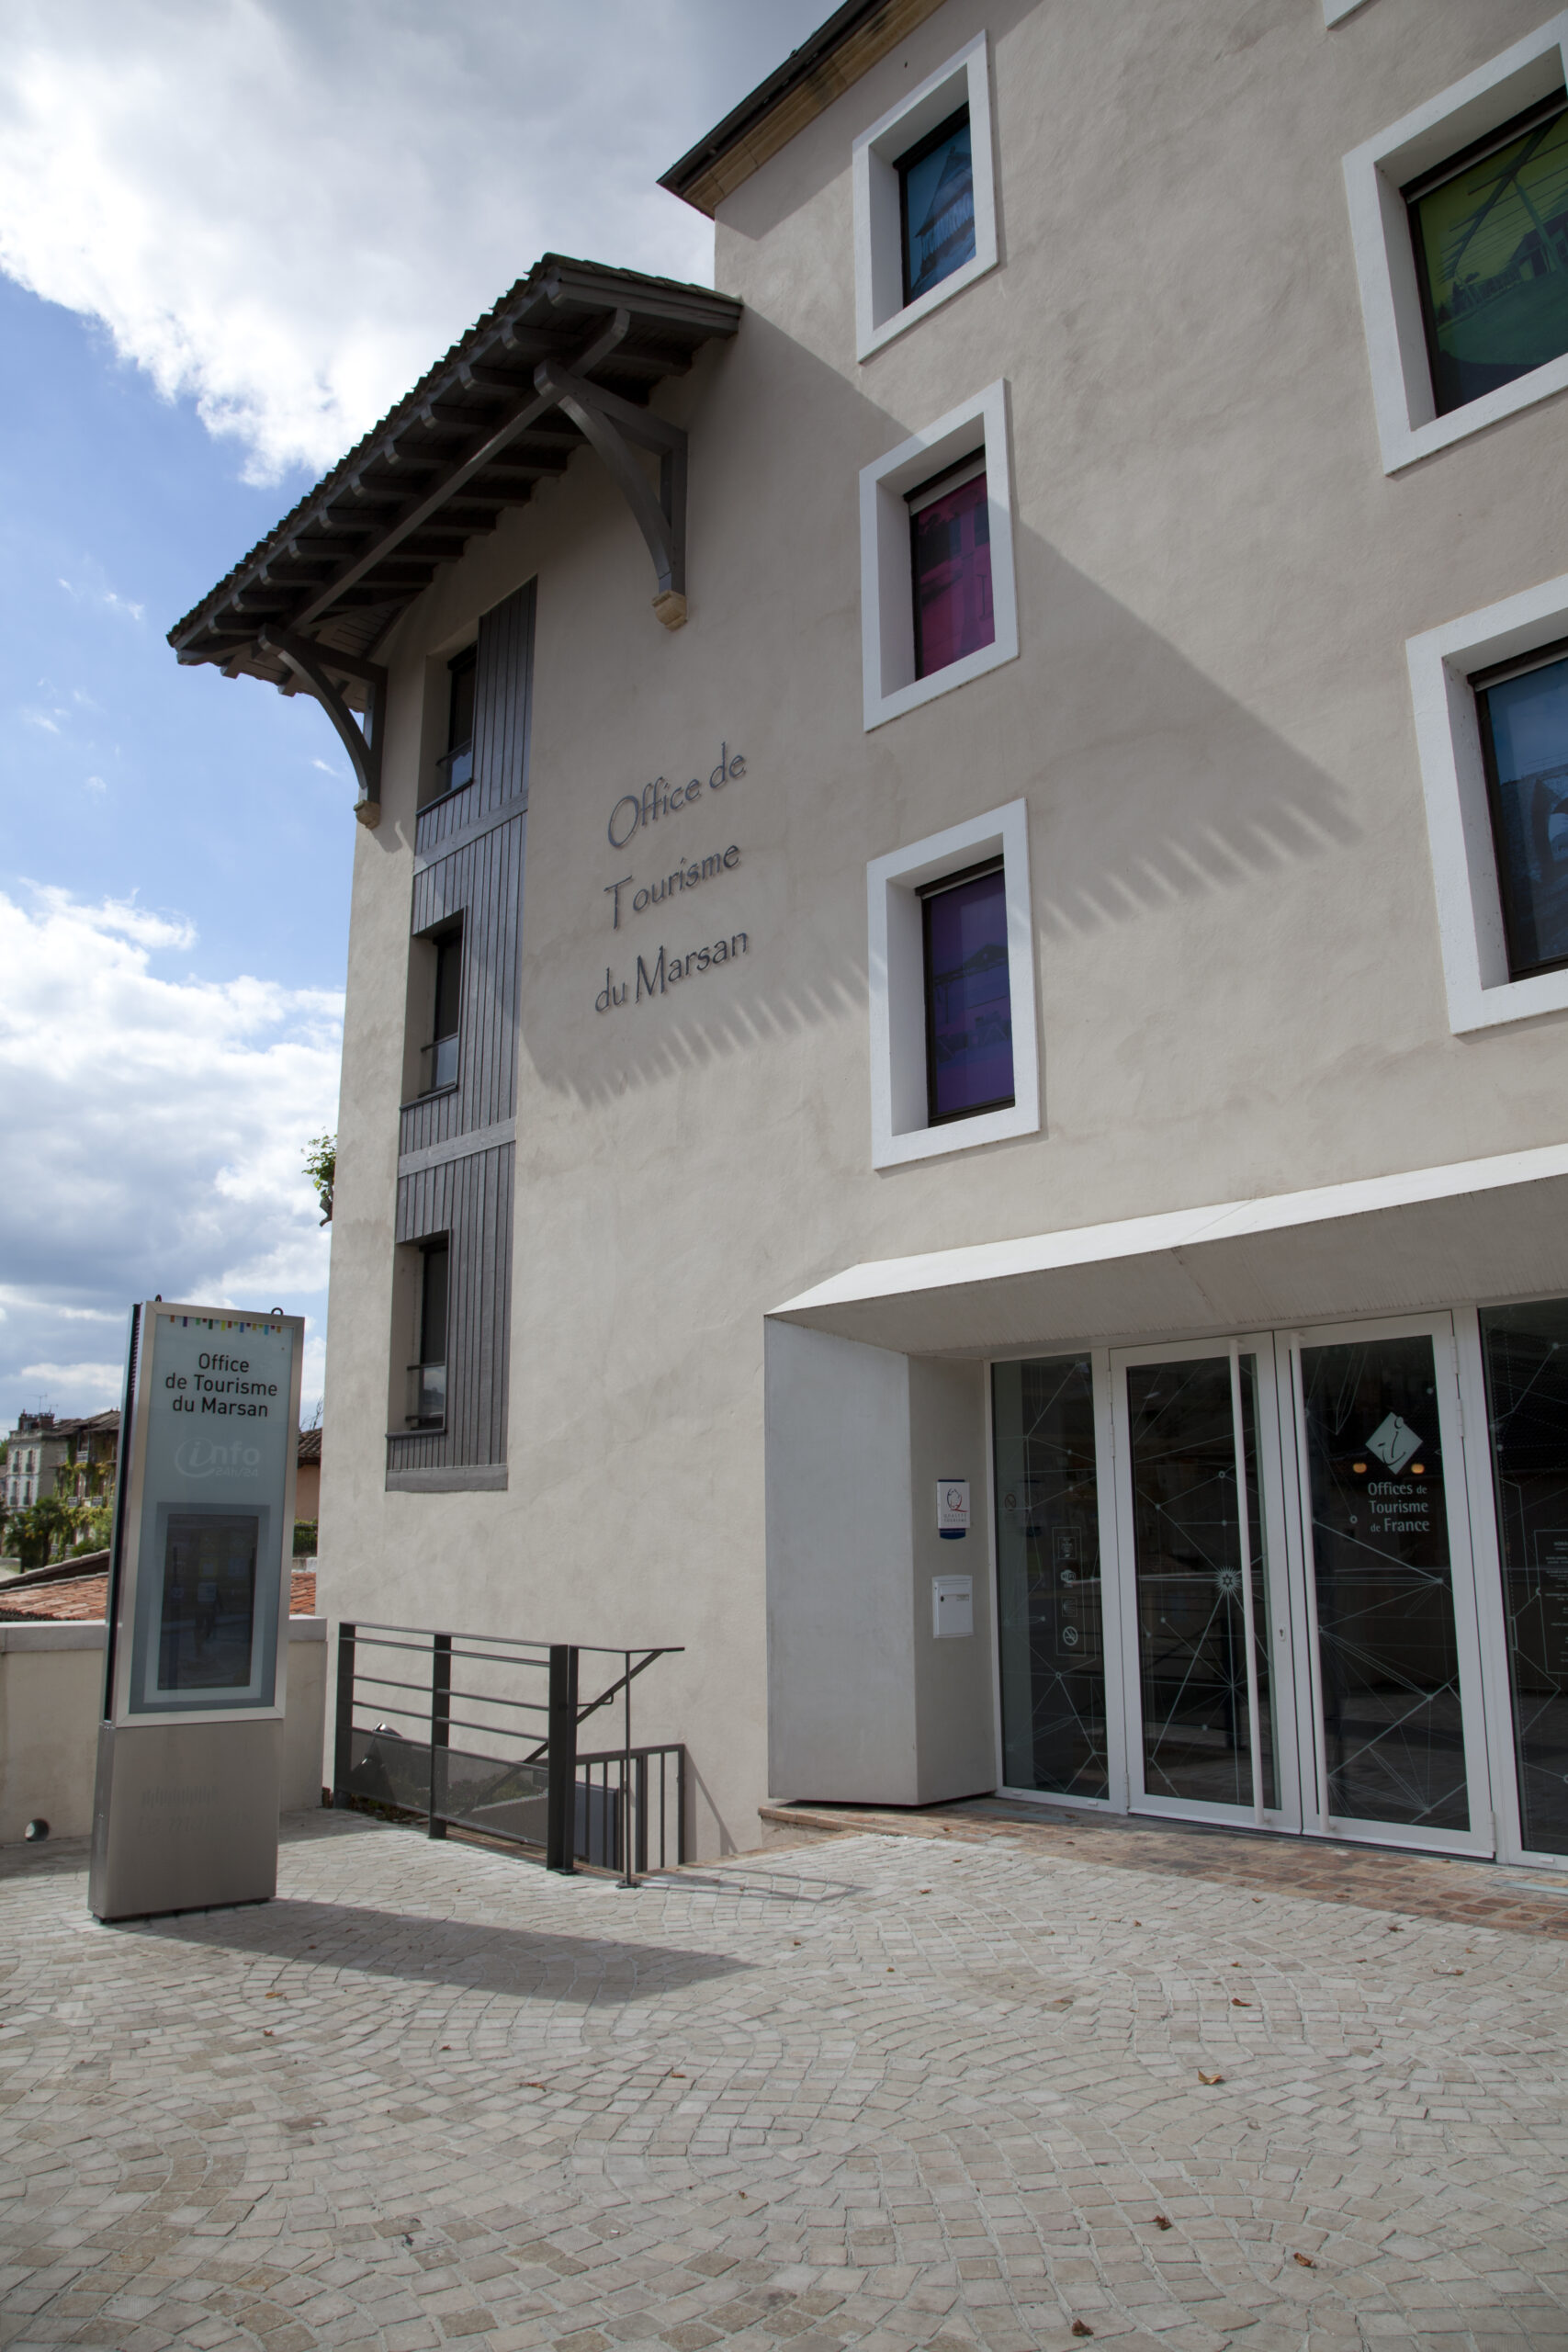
[{"x1": 770, "y1": 1142, "x2": 1568, "y2": 1356}]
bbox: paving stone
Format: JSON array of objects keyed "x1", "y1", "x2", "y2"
[{"x1": 1, "y1": 1815, "x2": 1566, "y2": 2349}]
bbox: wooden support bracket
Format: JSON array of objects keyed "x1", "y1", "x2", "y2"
[
  {"x1": 533, "y1": 361, "x2": 689, "y2": 628},
  {"x1": 258, "y1": 627, "x2": 389, "y2": 825}
]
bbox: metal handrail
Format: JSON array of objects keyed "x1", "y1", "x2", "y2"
[
  {"x1": 333, "y1": 1622, "x2": 686, "y2": 1882},
  {"x1": 350, "y1": 1618, "x2": 680, "y2": 1656}
]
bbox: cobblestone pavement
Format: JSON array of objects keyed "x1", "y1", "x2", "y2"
[
  {"x1": 760, "y1": 1803, "x2": 1568, "y2": 1941},
  {"x1": 3, "y1": 1815, "x2": 1566, "y2": 2352}
]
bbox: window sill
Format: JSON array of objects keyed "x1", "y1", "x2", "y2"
[
  {"x1": 859, "y1": 251, "x2": 998, "y2": 362},
  {"x1": 876, "y1": 1098, "x2": 1039, "y2": 1169},
  {"x1": 399, "y1": 1081, "x2": 459, "y2": 1114}
]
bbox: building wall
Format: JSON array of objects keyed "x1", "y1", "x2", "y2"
[
  {"x1": 321, "y1": 0, "x2": 1568, "y2": 1854},
  {"x1": 0, "y1": 1618, "x2": 328, "y2": 1844}
]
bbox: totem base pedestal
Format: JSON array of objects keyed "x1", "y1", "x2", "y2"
[{"x1": 89, "y1": 1718, "x2": 281, "y2": 1922}]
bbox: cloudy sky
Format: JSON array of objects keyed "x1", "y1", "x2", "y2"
[{"x1": 0, "y1": 0, "x2": 829, "y2": 1429}]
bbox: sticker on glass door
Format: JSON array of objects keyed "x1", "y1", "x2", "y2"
[{"x1": 1297, "y1": 1333, "x2": 1476, "y2": 1838}]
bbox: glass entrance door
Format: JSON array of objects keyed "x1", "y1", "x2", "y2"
[
  {"x1": 1106, "y1": 1317, "x2": 1493, "y2": 1851},
  {"x1": 1111, "y1": 1340, "x2": 1302, "y2": 1829},
  {"x1": 1289, "y1": 1316, "x2": 1494, "y2": 1854}
]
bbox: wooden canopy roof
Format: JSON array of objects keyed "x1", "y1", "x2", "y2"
[{"x1": 167, "y1": 255, "x2": 741, "y2": 699}]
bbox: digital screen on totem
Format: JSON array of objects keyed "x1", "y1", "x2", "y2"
[
  {"x1": 156, "y1": 1512, "x2": 259, "y2": 1692},
  {"x1": 119, "y1": 1306, "x2": 300, "y2": 1721}
]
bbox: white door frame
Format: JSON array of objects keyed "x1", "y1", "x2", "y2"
[
  {"x1": 1283, "y1": 1309, "x2": 1495, "y2": 1859},
  {"x1": 1110, "y1": 1334, "x2": 1304, "y2": 1834},
  {"x1": 986, "y1": 1348, "x2": 1131, "y2": 1815}
]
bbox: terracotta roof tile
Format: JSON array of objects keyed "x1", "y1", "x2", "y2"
[{"x1": 0, "y1": 1565, "x2": 320, "y2": 1623}]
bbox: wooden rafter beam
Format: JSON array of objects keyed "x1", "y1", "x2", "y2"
[{"x1": 256, "y1": 626, "x2": 387, "y2": 827}]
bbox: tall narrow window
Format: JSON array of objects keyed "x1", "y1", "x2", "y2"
[
  {"x1": 908, "y1": 457, "x2": 993, "y2": 680},
  {"x1": 421, "y1": 927, "x2": 462, "y2": 1093},
  {"x1": 993, "y1": 1356, "x2": 1109, "y2": 1801},
  {"x1": 898, "y1": 105, "x2": 976, "y2": 307},
  {"x1": 1474, "y1": 641, "x2": 1568, "y2": 979},
  {"x1": 919, "y1": 857, "x2": 1013, "y2": 1124},
  {"x1": 435, "y1": 644, "x2": 476, "y2": 797},
  {"x1": 409, "y1": 1241, "x2": 448, "y2": 1430},
  {"x1": 1482, "y1": 1297, "x2": 1568, "y2": 1857},
  {"x1": 1406, "y1": 93, "x2": 1568, "y2": 418}
]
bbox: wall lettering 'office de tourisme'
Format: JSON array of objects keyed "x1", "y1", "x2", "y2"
[{"x1": 173, "y1": 0, "x2": 1568, "y2": 1871}]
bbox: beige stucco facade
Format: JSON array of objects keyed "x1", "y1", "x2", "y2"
[
  {"x1": 316, "y1": 0, "x2": 1568, "y2": 1861},
  {"x1": 0, "y1": 1618, "x2": 327, "y2": 1845}
]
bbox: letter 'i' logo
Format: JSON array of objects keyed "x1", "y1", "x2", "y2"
[{"x1": 1365, "y1": 1414, "x2": 1422, "y2": 1474}]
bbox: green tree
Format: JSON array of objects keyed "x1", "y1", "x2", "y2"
[
  {"x1": 303, "y1": 1133, "x2": 335, "y2": 1226},
  {"x1": 8, "y1": 1493, "x2": 96, "y2": 1567}
]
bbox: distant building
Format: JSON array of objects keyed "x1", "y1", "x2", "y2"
[{"x1": 3, "y1": 1411, "x2": 119, "y2": 1514}]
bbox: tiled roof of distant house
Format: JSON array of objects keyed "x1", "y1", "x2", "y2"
[{"x1": 0, "y1": 1565, "x2": 318, "y2": 1623}]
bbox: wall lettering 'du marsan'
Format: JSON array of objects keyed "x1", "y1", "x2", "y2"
[{"x1": 596, "y1": 743, "x2": 753, "y2": 1013}]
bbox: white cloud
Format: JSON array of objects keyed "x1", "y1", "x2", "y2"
[
  {"x1": 17, "y1": 1360, "x2": 123, "y2": 1399},
  {"x1": 0, "y1": 0, "x2": 828, "y2": 483},
  {"x1": 0, "y1": 885, "x2": 340, "y2": 1421},
  {"x1": 57, "y1": 571, "x2": 145, "y2": 623},
  {"x1": 24, "y1": 886, "x2": 197, "y2": 953}
]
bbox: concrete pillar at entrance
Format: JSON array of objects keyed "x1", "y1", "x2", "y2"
[{"x1": 763, "y1": 1322, "x2": 995, "y2": 1806}]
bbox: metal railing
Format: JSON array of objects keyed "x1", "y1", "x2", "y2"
[
  {"x1": 404, "y1": 1361, "x2": 446, "y2": 1429},
  {"x1": 418, "y1": 1035, "x2": 458, "y2": 1095},
  {"x1": 433, "y1": 740, "x2": 474, "y2": 798},
  {"x1": 332, "y1": 1622, "x2": 685, "y2": 1881}
]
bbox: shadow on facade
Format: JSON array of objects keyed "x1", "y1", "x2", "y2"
[{"x1": 527, "y1": 491, "x2": 1361, "y2": 1113}]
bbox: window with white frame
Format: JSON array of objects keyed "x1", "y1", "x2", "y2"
[
  {"x1": 852, "y1": 34, "x2": 998, "y2": 362},
  {"x1": 865, "y1": 798, "x2": 1039, "y2": 1169},
  {"x1": 1344, "y1": 14, "x2": 1568, "y2": 472},
  {"x1": 860, "y1": 379, "x2": 1018, "y2": 732},
  {"x1": 1407, "y1": 571, "x2": 1568, "y2": 1033}
]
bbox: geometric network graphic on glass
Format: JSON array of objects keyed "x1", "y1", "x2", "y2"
[
  {"x1": 993, "y1": 1355, "x2": 1108, "y2": 1801},
  {"x1": 1298, "y1": 1335, "x2": 1469, "y2": 1832},
  {"x1": 1408, "y1": 94, "x2": 1568, "y2": 416},
  {"x1": 910, "y1": 464, "x2": 994, "y2": 681},
  {"x1": 1482, "y1": 1298, "x2": 1568, "y2": 1856},
  {"x1": 1476, "y1": 650, "x2": 1568, "y2": 979},
  {"x1": 898, "y1": 104, "x2": 976, "y2": 307},
  {"x1": 1125, "y1": 1356, "x2": 1278, "y2": 1812},
  {"x1": 920, "y1": 860, "x2": 1013, "y2": 1123}
]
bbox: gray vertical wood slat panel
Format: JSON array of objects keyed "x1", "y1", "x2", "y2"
[
  {"x1": 411, "y1": 578, "x2": 532, "y2": 859},
  {"x1": 399, "y1": 810, "x2": 525, "y2": 1153},
  {"x1": 389, "y1": 581, "x2": 531, "y2": 1487},
  {"x1": 387, "y1": 1141, "x2": 514, "y2": 1477}
]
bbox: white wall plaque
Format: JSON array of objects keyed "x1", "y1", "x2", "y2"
[{"x1": 937, "y1": 1477, "x2": 970, "y2": 1539}]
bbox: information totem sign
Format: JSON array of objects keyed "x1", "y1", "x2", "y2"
[{"x1": 89, "y1": 1300, "x2": 304, "y2": 1922}]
